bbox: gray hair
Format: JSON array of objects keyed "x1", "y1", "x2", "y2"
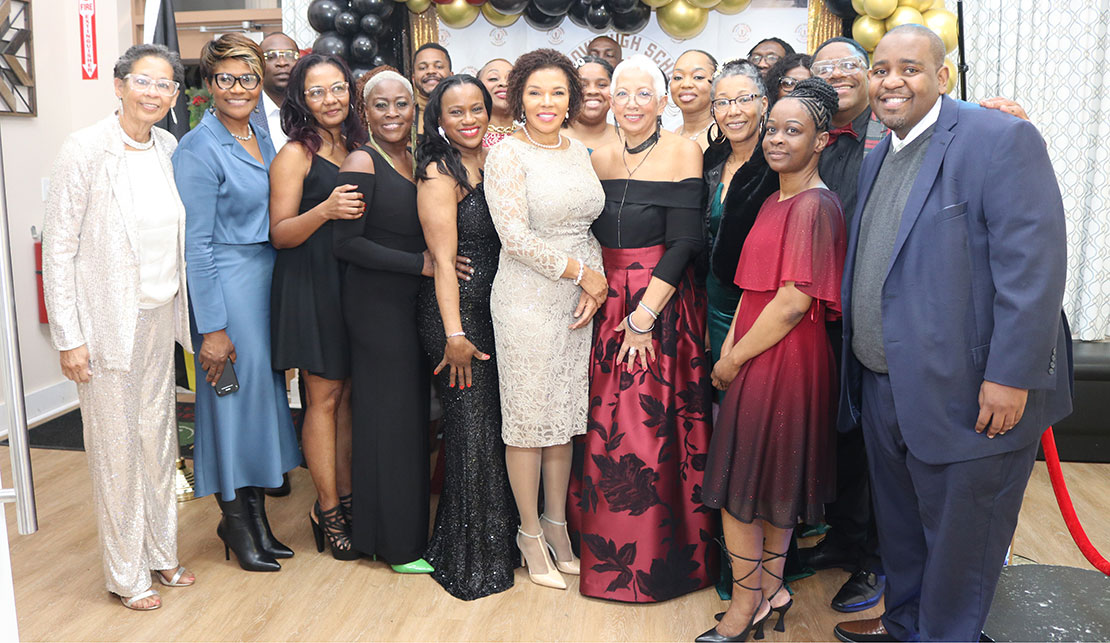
[
  {"x1": 362, "y1": 69, "x2": 414, "y2": 101},
  {"x1": 711, "y1": 59, "x2": 766, "y2": 99},
  {"x1": 611, "y1": 54, "x2": 667, "y2": 98},
  {"x1": 113, "y1": 44, "x2": 184, "y2": 86}
]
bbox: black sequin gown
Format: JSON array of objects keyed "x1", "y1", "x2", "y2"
[{"x1": 417, "y1": 184, "x2": 519, "y2": 600}]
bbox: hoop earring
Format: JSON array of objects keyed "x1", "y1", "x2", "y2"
[{"x1": 708, "y1": 121, "x2": 724, "y2": 145}]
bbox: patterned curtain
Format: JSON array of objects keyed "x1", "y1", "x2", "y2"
[
  {"x1": 964, "y1": 1, "x2": 1110, "y2": 341},
  {"x1": 807, "y1": 0, "x2": 845, "y2": 54}
]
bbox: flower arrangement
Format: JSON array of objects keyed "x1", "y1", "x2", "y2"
[{"x1": 185, "y1": 87, "x2": 212, "y2": 130}]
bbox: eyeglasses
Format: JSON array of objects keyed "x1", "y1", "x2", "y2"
[
  {"x1": 211, "y1": 72, "x2": 261, "y2": 91},
  {"x1": 749, "y1": 53, "x2": 781, "y2": 66},
  {"x1": 124, "y1": 73, "x2": 180, "y2": 97},
  {"x1": 612, "y1": 89, "x2": 656, "y2": 106},
  {"x1": 263, "y1": 49, "x2": 300, "y2": 62},
  {"x1": 779, "y1": 77, "x2": 803, "y2": 90},
  {"x1": 711, "y1": 94, "x2": 760, "y2": 111},
  {"x1": 305, "y1": 82, "x2": 350, "y2": 103},
  {"x1": 811, "y1": 57, "x2": 867, "y2": 78}
]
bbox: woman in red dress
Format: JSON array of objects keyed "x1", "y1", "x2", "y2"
[{"x1": 697, "y1": 79, "x2": 846, "y2": 642}]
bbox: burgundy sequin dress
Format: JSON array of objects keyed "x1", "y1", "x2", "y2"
[{"x1": 702, "y1": 187, "x2": 846, "y2": 529}]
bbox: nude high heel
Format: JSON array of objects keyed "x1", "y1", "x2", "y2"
[
  {"x1": 517, "y1": 528, "x2": 567, "y2": 590},
  {"x1": 540, "y1": 514, "x2": 580, "y2": 575}
]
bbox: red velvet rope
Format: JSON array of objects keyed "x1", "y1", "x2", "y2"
[{"x1": 1040, "y1": 427, "x2": 1110, "y2": 575}]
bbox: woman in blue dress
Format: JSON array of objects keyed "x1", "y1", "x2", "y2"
[{"x1": 173, "y1": 34, "x2": 301, "y2": 573}]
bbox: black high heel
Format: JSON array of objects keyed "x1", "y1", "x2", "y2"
[
  {"x1": 243, "y1": 486, "x2": 294, "y2": 559},
  {"x1": 761, "y1": 548, "x2": 794, "y2": 633},
  {"x1": 338, "y1": 493, "x2": 353, "y2": 525},
  {"x1": 696, "y1": 544, "x2": 771, "y2": 642},
  {"x1": 215, "y1": 492, "x2": 280, "y2": 572},
  {"x1": 310, "y1": 501, "x2": 360, "y2": 561}
]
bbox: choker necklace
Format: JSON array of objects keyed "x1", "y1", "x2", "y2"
[
  {"x1": 488, "y1": 123, "x2": 515, "y2": 135},
  {"x1": 229, "y1": 124, "x2": 254, "y2": 142},
  {"x1": 117, "y1": 117, "x2": 154, "y2": 150},
  {"x1": 624, "y1": 129, "x2": 660, "y2": 155},
  {"x1": 522, "y1": 124, "x2": 563, "y2": 149}
]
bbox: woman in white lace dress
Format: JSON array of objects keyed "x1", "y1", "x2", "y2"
[{"x1": 484, "y1": 49, "x2": 608, "y2": 591}]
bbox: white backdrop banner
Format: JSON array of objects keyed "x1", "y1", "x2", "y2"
[{"x1": 437, "y1": 6, "x2": 808, "y2": 129}]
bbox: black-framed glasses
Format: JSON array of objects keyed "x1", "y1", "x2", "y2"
[
  {"x1": 612, "y1": 89, "x2": 656, "y2": 106},
  {"x1": 305, "y1": 82, "x2": 350, "y2": 103},
  {"x1": 263, "y1": 49, "x2": 300, "y2": 62},
  {"x1": 124, "y1": 73, "x2": 180, "y2": 97},
  {"x1": 749, "y1": 53, "x2": 781, "y2": 66},
  {"x1": 711, "y1": 94, "x2": 760, "y2": 111},
  {"x1": 811, "y1": 56, "x2": 868, "y2": 78},
  {"x1": 211, "y1": 72, "x2": 261, "y2": 91}
]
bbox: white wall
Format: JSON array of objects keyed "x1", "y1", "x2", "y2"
[{"x1": 0, "y1": 0, "x2": 132, "y2": 426}]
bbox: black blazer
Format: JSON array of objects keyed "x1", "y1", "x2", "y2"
[{"x1": 702, "y1": 140, "x2": 779, "y2": 290}]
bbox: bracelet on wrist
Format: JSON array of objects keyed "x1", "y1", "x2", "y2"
[
  {"x1": 573, "y1": 258, "x2": 585, "y2": 286},
  {"x1": 626, "y1": 313, "x2": 654, "y2": 335},
  {"x1": 637, "y1": 300, "x2": 660, "y2": 320},
  {"x1": 446, "y1": 331, "x2": 466, "y2": 339}
]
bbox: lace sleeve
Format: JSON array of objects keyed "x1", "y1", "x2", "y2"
[{"x1": 484, "y1": 142, "x2": 570, "y2": 281}]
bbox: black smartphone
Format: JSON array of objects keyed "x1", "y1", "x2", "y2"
[{"x1": 214, "y1": 358, "x2": 239, "y2": 397}]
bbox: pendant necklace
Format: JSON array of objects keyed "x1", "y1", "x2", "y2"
[{"x1": 615, "y1": 133, "x2": 659, "y2": 247}]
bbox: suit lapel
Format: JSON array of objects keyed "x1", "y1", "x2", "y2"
[
  {"x1": 843, "y1": 135, "x2": 891, "y2": 316},
  {"x1": 884, "y1": 97, "x2": 959, "y2": 282}
]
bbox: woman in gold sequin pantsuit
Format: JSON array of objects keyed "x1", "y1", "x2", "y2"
[{"x1": 42, "y1": 45, "x2": 196, "y2": 611}]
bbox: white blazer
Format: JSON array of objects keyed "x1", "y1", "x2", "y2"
[{"x1": 43, "y1": 115, "x2": 192, "y2": 371}]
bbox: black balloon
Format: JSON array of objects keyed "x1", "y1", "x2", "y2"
[
  {"x1": 312, "y1": 31, "x2": 349, "y2": 59},
  {"x1": 359, "y1": 13, "x2": 384, "y2": 37},
  {"x1": 350, "y1": 34, "x2": 378, "y2": 64},
  {"x1": 350, "y1": 67, "x2": 372, "y2": 82},
  {"x1": 334, "y1": 11, "x2": 359, "y2": 36},
  {"x1": 580, "y1": 0, "x2": 605, "y2": 6},
  {"x1": 611, "y1": 1, "x2": 649, "y2": 33},
  {"x1": 568, "y1": 0, "x2": 589, "y2": 27},
  {"x1": 533, "y1": 0, "x2": 574, "y2": 17},
  {"x1": 524, "y1": 2, "x2": 565, "y2": 28},
  {"x1": 371, "y1": 55, "x2": 388, "y2": 68},
  {"x1": 585, "y1": 3, "x2": 611, "y2": 30},
  {"x1": 608, "y1": 0, "x2": 638, "y2": 12},
  {"x1": 488, "y1": 0, "x2": 529, "y2": 14},
  {"x1": 307, "y1": 0, "x2": 344, "y2": 33},
  {"x1": 353, "y1": 0, "x2": 393, "y2": 18},
  {"x1": 824, "y1": 0, "x2": 855, "y2": 18}
]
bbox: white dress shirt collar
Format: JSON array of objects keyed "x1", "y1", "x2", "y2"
[
  {"x1": 891, "y1": 96, "x2": 942, "y2": 153},
  {"x1": 262, "y1": 91, "x2": 288, "y2": 151}
]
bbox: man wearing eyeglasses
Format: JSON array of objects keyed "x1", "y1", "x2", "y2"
[
  {"x1": 252, "y1": 32, "x2": 301, "y2": 151},
  {"x1": 747, "y1": 37, "x2": 795, "y2": 77}
]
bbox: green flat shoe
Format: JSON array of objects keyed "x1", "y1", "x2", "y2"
[{"x1": 390, "y1": 558, "x2": 434, "y2": 574}]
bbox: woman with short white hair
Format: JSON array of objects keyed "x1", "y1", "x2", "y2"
[{"x1": 568, "y1": 53, "x2": 716, "y2": 603}]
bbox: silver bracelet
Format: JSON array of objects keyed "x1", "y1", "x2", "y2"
[
  {"x1": 446, "y1": 331, "x2": 466, "y2": 339},
  {"x1": 638, "y1": 300, "x2": 660, "y2": 320},
  {"x1": 626, "y1": 313, "x2": 654, "y2": 335},
  {"x1": 573, "y1": 258, "x2": 585, "y2": 286}
]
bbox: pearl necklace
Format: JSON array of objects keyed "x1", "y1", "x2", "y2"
[
  {"x1": 522, "y1": 124, "x2": 563, "y2": 149},
  {"x1": 230, "y1": 124, "x2": 254, "y2": 142},
  {"x1": 117, "y1": 118, "x2": 154, "y2": 150}
]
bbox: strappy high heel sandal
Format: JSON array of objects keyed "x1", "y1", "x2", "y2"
[
  {"x1": 699, "y1": 544, "x2": 772, "y2": 642},
  {"x1": 516, "y1": 527, "x2": 567, "y2": 590},
  {"x1": 310, "y1": 501, "x2": 360, "y2": 561},
  {"x1": 760, "y1": 548, "x2": 794, "y2": 634},
  {"x1": 116, "y1": 589, "x2": 161, "y2": 611},
  {"x1": 540, "y1": 514, "x2": 580, "y2": 575},
  {"x1": 338, "y1": 493, "x2": 353, "y2": 525},
  {"x1": 154, "y1": 566, "x2": 194, "y2": 587}
]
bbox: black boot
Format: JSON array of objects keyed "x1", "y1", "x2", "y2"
[
  {"x1": 243, "y1": 486, "x2": 294, "y2": 559},
  {"x1": 216, "y1": 491, "x2": 281, "y2": 572},
  {"x1": 264, "y1": 473, "x2": 291, "y2": 497}
]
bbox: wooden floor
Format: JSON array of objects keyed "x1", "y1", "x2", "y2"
[{"x1": 3, "y1": 446, "x2": 1107, "y2": 642}]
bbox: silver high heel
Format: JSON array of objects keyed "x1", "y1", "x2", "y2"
[
  {"x1": 540, "y1": 514, "x2": 581, "y2": 575},
  {"x1": 517, "y1": 527, "x2": 567, "y2": 590}
]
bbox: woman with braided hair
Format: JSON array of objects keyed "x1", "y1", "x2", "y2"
[{"x1": 697, "y1": 78, "x2": 847, "y2": 643}]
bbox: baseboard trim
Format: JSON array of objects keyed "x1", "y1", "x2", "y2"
[{"x1": 0, "y1": 379, "x2": 79, "y2": 434}]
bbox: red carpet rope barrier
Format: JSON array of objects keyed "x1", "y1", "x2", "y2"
[{"x1": 1040, "y1": 427, "x2": 1110, "y2": 575}]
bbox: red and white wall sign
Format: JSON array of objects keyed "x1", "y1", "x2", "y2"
[{"x1": 79, "y1": 0, "x2": 98, "y2": 80}]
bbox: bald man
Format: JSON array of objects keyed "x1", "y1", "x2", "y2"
[{"x1": 587, "y1": 36, "x2": 622, "y2": 68}]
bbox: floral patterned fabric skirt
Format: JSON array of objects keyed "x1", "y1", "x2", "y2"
[{"x1": 569, "y1": 244, "x2": 717, "y2": 603}]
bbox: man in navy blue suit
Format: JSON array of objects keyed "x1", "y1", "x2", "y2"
[{"x1": 833, "y1": 26, "x2": 1073, "y2": 642}]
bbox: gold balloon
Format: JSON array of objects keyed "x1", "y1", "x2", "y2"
[
  {"x1": 406, "y1": 0, "x2": 431, "y2": 12},
  {"x1": 898, "y1": 0, "x2": 932, "y2": 11},
  {"x1": 862, "y1": 0, "x2": 897, "y2": 20},
  {"x1": 884, "y1": 6, "x2": 923, "y2": 30},
  {"x1": 642, "y1": 0, "x2": 672, "y2": 8},
  {"x1": 688, "y1": 0, "x2": 721, "y2": 9},
  {"x1": 656, "y1": 0, "x2": 709, "y2": 39},
  {"x1": 943, "y1": 57, "x2": 957, "y2": 93},
  {"x1": 853, "y1": 15, "x2": 886, "y2": 51},
  {"x1": 714, "y1": 0, "x2": 751, "y2": 15},
  {"x1": 481, "y1": 2, "x2": 520, "y2": 26},
  {"x1": 436, "y1": 0, "x2": 480, "y2": 28},
  {"x1": 929, "y1": 0, "x2": 945, "y2": 8},
  {"x1": 851, "y1": 0, "x2": 865, "y2": 14},
  {"x1": 923, "y1": 8, "x2": 959, "y2": 53}
]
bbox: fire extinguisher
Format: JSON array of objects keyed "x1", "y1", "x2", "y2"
[{"x1": 32, "y1": 226, "x2": 46, "y2": 324}]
